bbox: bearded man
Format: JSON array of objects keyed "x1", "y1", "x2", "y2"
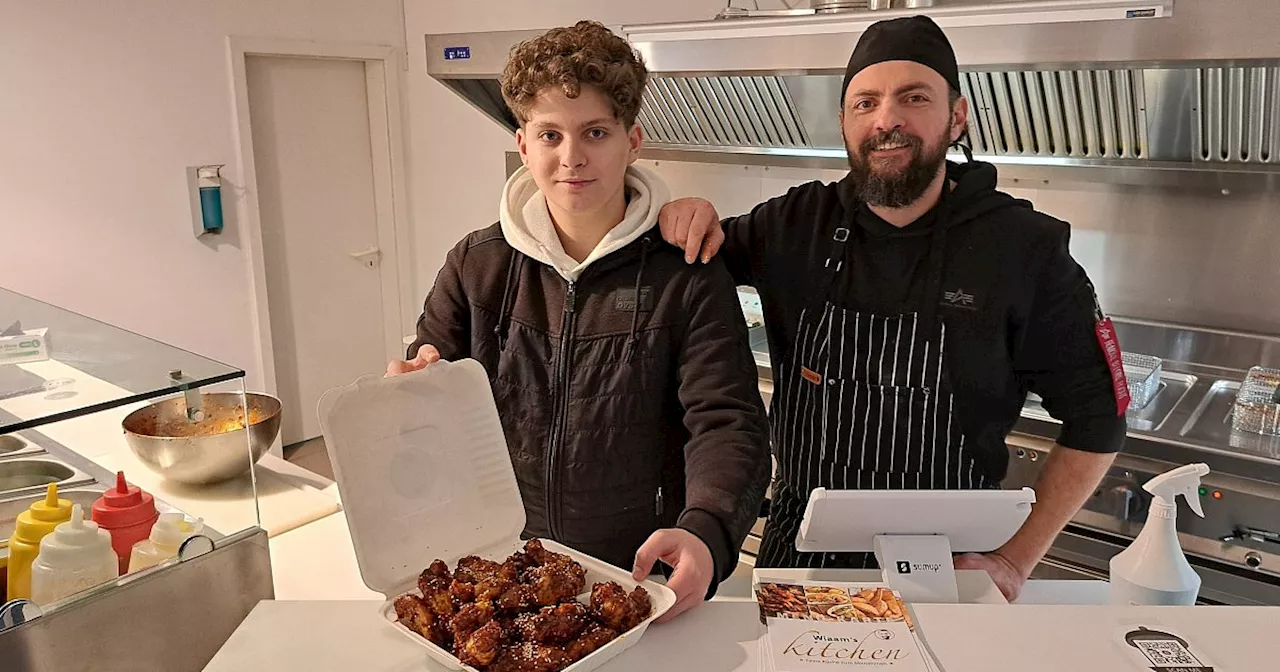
[{"x1": 657, "y1": 15, "x2": 1128, "y2": 601}]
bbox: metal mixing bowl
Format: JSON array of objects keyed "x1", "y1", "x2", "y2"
[{"x1": 122, "y1": 393, "x2": 282, "y2": 485}]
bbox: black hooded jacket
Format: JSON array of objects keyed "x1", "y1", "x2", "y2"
[{"x1": 724, "y1": 160, "x2": 1125, "y2": 483}]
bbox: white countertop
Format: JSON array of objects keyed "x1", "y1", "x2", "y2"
[
  {"x1": 205, "y1": 579, "x2": 1199, "y2": 672},
  {"x1": 203, "y1": 600, "x2": 762, "y2": 672}
]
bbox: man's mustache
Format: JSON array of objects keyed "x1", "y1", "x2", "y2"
[{"x1": 858, "y1": 130, "x2": 923, "y2": 156}]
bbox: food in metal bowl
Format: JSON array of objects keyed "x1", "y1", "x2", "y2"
[{"x1": 122, "y1": 393, "x2": 282, "y2": 485}]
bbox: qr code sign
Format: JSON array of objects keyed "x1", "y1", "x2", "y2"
[{"x1": 1136, "y1": 640, "x2": 1200, "y2": 667}]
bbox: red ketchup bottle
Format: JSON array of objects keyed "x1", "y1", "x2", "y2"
[{"x1": 91, "y1": 472, "x2": 159, "y2": 574}]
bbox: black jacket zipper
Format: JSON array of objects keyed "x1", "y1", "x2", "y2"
[{"x1": 545, "y1": 280, "x2": 577, "y2": 540}]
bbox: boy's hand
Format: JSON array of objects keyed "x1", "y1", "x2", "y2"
[
  {"x1": 632, "y1": 528, "x2": 714, "y2": 624},
  {"x1": 385, "y1": 344, "x2": 441, "y2": 377},
  {"x1": 658, "y1": 198, "x2": 724, "y2": 264}
]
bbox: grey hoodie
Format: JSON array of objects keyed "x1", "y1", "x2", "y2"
[{"x1": 498, "y1": 164, "x2": 671, "y2": 281}]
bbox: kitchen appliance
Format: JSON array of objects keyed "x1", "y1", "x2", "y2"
[{"x1": 121, "y1": 392, "x2": 281, "y2": 485}]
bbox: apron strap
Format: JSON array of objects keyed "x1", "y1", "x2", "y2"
[
  {"x1": 819, "y1": 225, "x2": 851, "y2": 299},
  {"x1": 918, "y1": 186, "x2": 953, "y2": 344},
  {"x1": 826, "y1": 182, "x2": 956, "y2": 343}
]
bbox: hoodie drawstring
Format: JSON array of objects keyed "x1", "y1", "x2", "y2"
[
  {"x1": 624, "y1": 238, "x2": 651, "y2": 362},
  {"x1": 495, "y1": 250, "x2": 524, "y2": 352}
]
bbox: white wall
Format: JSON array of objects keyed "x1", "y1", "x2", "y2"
[
  {"x1": 402, "y1": 0, "x2": 744, "y2": 308},
  {"x1": 0, "y1": 0, "x2": 405, "y2": 390}
]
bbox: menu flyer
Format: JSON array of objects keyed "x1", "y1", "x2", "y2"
[{"x1": 756, "y1": 581, "x2": 941, "y2": 672}]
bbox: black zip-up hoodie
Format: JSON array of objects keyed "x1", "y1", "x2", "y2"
[
  {"x1": 410, "y1": 216, "x2": 771, "y2": 591},
  {"x1": 725, "y1": 160, "x2": 1125, "y2": 483}
]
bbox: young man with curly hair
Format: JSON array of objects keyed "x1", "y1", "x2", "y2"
[{"x1": 389, "y1": 21, "x2": 771, "y2": 621}]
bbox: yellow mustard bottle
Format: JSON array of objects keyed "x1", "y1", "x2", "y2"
[{"x1": 7, "y1": 484, "x2": 73, "y2": 600}]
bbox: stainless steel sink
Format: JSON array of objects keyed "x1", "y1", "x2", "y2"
[
  {"x1": 1024, "y1": 370, "x2": 1198, "y2": 432},
  {"x1": 0, "y1": 434, "x2": 44, "y2": 459},
  {"x1": 1181, "y1": 380, "x2": 1280, "y2": 460},
  {"x1": 0, "y1": 459, "x2": 95, "y2": 498}
]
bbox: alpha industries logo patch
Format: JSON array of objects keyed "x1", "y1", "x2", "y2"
[{"x1": 940, "y1": 288, "x2": 978, "y2": 311}]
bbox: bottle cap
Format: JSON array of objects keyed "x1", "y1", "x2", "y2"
[
  {"x1": 37, "y1": 504, "x2": 114, "y2": 566},
  {"x1": 1143, "y1": 463, "x2": 1210, "y2": 517},
  {"x1": 92, "y1": 471, "x2": 157, "y2": 528},
  {"x1": 149, "y1": 513, "x2": 204, "y2": 548},
  {"x1": 14, "y1": 484, "x2": 73, "y2": 543}
]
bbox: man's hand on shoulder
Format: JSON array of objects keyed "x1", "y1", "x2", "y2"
[{"x1": 659, "y1": 198, "x2": 724, "y2": 264}]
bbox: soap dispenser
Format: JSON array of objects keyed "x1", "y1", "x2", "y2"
[{"x1": 30, "y1": 504, "x2": 119, "y2": 605}]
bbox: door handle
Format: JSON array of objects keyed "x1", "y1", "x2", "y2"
[{"x1": 349, "y1": 246, "x2": 381, "y2": 269}]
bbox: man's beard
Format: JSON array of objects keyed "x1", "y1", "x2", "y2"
[{"x1": 846, "y1": 128, "x2": 950, "y2": 208}]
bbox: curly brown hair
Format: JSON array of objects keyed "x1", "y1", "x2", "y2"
[{"x1": 500, "y1": 21, "x2": 649, "y2": 128}]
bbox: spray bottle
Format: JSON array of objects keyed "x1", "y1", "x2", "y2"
[{"x1": 1109, "y1": 463, "x2": 1210, "y2": 606}]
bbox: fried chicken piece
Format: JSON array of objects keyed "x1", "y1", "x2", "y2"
[
  {"x1": 523, "y1": 560, "x2": 586, "y2": 606},
  {"x1": 487, "y1": 642, "x2": 573, "y2": 672},
  {"x1": 416, "y1": 560, "x2": 458, "y2": 620},
  {"x1": 590, "y1": 582, "x2": 653, "y2": 632},
  {"x1": 456, "y1": 555, "x2": 505, "y2": 584},
  {"x1": 474, "y1": 565, "x2": 516, "y2": 602},
  {"x1": 514, "y1": 602, "x2": 590, "y2": 644},
  {"x1": 523, "y1": 538, "x2": 573, "y2": 568},
  {"x1": 497, "y1": 584, "x2": 537, "y2": 614},
  {"x1": 628, "y1": 585, "x2": 653, "y2": 622},
  {"x1": 419, "y1": 559, "x2": 453, "y2": 593},
  {"x1": 421, "y1": 583, "x2": 456, "y2": 620},
  {"x1": 450, "y1": 579, "x2": 477, "y2": 603},
  {"x1": 394, "y1": 594, "x2": 450, "y2": 648},
  {"x1": 504, "y1": 550, "x2": 538, "y2": 575},
  {"x1": 457, "y1": 620, "x2": 505, "y2": 669},
  {"x1": 451, "y1": 601, "x2": 496, "y2": 643},
  {"x1": 563, "y1": 623, "x2": 618, "y2": 662},
  {"x1": 494, "y1": 616, "x2": 519, "y2": 642}
]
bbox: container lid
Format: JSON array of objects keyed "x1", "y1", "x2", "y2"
[
  {"x1": 14, "y1": 484, "x2": 73, "y2": 542},
  {"x1": 37, "y1": 504, "x2": 114, "y2": 566},
  {"x1": 92, "y1": 471, "x2": 158, "y2": 528},
  {"x1": 318, "y1": 359, "x2": 524, "y2": 597},
  {"x1": 148, "y1": 512, "x2": 204, "y2": 548}
]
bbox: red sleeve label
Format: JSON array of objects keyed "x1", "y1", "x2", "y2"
[
  {"x1": 1095, "y1": 317, "x2": 1130, "y2": 416},
  {"x1": 800, "y1": 366, "x2": 823, "y2": 386}
]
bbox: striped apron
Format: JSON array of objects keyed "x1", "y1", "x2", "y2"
[{"x1": 756, "y1": 191, "x2": 991, "y2": 569}]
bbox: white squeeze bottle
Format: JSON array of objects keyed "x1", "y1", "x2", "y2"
[
  {"x1": 29, "y1": 504, "x2": 120, "y2": 606},
  {"x1": 1109, "y1": 463, "x2": 1210, "y2": 606},
  {"x1": 128, "y1": 513, "x2": 203, "y2": 573}
]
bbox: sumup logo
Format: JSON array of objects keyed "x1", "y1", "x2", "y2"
[{"x1": 895, "y1": 561, "x2": 942, "y2": 574}]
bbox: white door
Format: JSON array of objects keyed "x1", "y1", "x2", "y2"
[{"x1": 247, "y1": 55, "x2": 388, "y2": 446}]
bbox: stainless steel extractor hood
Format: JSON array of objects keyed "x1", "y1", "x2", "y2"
[{"x1": 426, "y1": 0, "x2": 1280, "y2": 189}]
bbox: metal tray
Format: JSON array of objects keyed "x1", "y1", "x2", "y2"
[
  {"x1": 0, "y1": 458, "x2": 95, "y2": 499},
  {"x1": 1023, "y1": 371, "x2": 1197, "y2": 432},
  {"x1": 1181, "y1": 380, "x2": 1280, "y2": 460},
  {"x1": 0, "y1": 434, "x2": 44, "y2": 460}
]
